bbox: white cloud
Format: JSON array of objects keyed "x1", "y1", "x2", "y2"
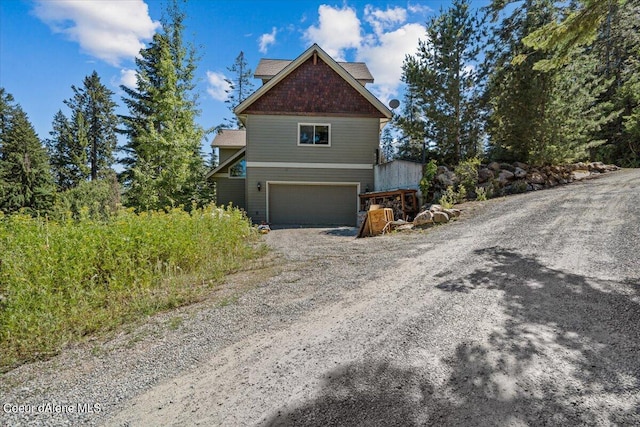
[
  {"x1": 206, "y1": 71, "x2": 230, "y2": 101},
  {"x1": 357, "y1": 22, "x2": 425, "y2": 101},
  {"x1": 407, "y1": 3, "x2": 433, "y2": 15},
  {"x1": 259, "y1": 27, "x2": 277, "y2": 54},
  {"x1": 301, "y1": 4, "x2": 426, "y2": 103},
  {"x1": 119, "y1": 69, "x2": 138, "y2": 89},
  {"x1": 33, "y1": 0, "x2": 159, "y2": 66},
  {"x1": 364, "y1": 5, "x2": 407, "y2": 35},
  {"x1": 303, "y1": 5, "x2": 361, "y2": 60}
]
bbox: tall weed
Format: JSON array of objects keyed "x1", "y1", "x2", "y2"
[{"x1": 0, "y1": 205, "x2": 263, "y2": 371}]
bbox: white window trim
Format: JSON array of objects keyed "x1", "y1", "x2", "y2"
[
  {"x1": 228, "y1": 158, "x2": 246, "y2": 179},
  {"x1": 298, "y1": 123, "x2": 331, "y2": 147}
]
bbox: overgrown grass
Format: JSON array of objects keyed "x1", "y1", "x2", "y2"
[{"x1": 0, "y1": 205, "x2": 264, "y2": 371}]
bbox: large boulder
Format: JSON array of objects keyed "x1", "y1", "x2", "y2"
[
  {"x1": 413, "y1": 210, "x2": 433, "y2": 226},
  {"x1": 443, "y1": 208, "x2": 461, "y2": 219},
  {"x1": 514, "y1": 167, "x2": 527, "y2": 179},
  {"x1": 433, "y1": 211, "x2": 450, "y2": 223},
  {"x1": 571, "y1": 169, "x2": 590, "y2": 180},
  {"x1": 498, "y1": 170, "x2": 515, "y2": 184},
  {"x1": 513, "y1": 161, "x2": 528, "y2": 170},
  {"x1": 527, "y1": 171, "x2": 546, "y2": 185},
  {"x1": 487, "y1": 161, "x2": 501, "y2": 172},
  {"x1": 589, "y1": 161, "x2": 607, "y2": 173},
  {"x1": 478, "y1": 168, "x2": 494, "y2": 183},
  {"x1": 436, "y1": 171, "x2": 457, "y2": 187},
  {"x1": 500, "y1": 163, "x2": 516, "y2": 172}
]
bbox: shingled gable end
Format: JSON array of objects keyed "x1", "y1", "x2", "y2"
[
  {"x1": 235, "y1": 44, "x2": 391, "y2": 122},
  {"x1": 243, "y1": 56, "x2": 385, "y2": 117},
  {"x1": 212, "y1": 44, "x2": 392, "y2": 226}
]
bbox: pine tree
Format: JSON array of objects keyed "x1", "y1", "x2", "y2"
[
  {"x1": 397, "y1": 0, "x2": 483, "y2": 165},
  {"x1": 46, "y1": 110, "x2": 77, "y2": 190},
  {"x1": 380, "y1": 126, "x2": 396, "y2": 163},
  {"x1": 519, "y1": 0, "x2": 624, "y2": 71},
  {"x1": 120, "y1": 0, "x2": 211, "y2": 211},
  {"x1": 395, "y1": 89, "x2": 424, "y2": 162},
  {"x1": 46, "y1": 72, "x2": 118, "y2": 190},
  {"x1": 592, "y1": 0, "x2": 640, "y2": 166},
  {"x1": 65, "y1": 71, "x2": 118, "y2": 181},
  {"x1": 483, "y1": 0, "x2": 557, "y2": 163},
  {"x1": 489, "y1": 0, "x2": 639, "y2": 165},
  {"x1": 221, "y1": 51, "x2": 255, "y2": 130},
  {"x1": 539, "y1": 48, "x2": 614, "y2": 163},
  {"x1": 0, "y1": 89, "x2": 55, "y2": 215}
]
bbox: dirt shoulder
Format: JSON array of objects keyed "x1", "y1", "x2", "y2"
[{"x1": 2, "y1": 169, "x2": 639, "y2": 427}]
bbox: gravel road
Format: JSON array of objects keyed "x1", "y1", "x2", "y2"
[{"x1": 2, "y1": 169, "x2": 639, "y2": 426}]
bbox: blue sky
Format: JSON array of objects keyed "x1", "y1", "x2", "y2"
[{"x1": 0, "y1": 0, "x2": 487, "y2": 159}]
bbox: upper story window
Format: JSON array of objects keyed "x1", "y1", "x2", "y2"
[
  {"x1": 229, "y1": 158, "x2": 246, "y2": 178},
  {"x1": 298, "y1": 123, "x2": 330, "y2": 146}
]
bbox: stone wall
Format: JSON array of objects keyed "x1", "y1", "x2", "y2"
[{"x1": 434, "y1": 161, "x2": 620, "y2": 198}]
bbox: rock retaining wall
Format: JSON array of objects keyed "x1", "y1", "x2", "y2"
[
  {"x1": 402, "y1": 161, "x2": 621, "y2": 229},
  {"x1": 434, "y1": 161, "x2": 620, "y2": 198}
]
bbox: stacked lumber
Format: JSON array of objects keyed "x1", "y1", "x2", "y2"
[{"x1": 358, "y1": 189, "x2": 419, "y2": 221}]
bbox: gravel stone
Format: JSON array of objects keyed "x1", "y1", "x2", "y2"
[{"x1": 1, "y1": 170, "x2": 639, "y2": 427}]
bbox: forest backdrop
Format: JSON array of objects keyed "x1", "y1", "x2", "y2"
[{"x1": 1, "y1": 0, "x2": 638, "y2": 217}]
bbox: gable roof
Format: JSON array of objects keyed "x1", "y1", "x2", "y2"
[
  {"x1": 205, "y1": 147, "x2": 246, "y2": 179},
  {"x1": 211, "y1": 129, "x2": 246, "y2": 148},
  {"x1": 235, "y1": 44, "x2": 392, "y2": 121},
  {"x1": 255, "y1": 59, "x2": 374, "y2": 85}
]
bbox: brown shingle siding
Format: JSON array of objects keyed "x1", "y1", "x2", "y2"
[{"x1": 244, "y1": 57, "x2": 384, "y2": 118}]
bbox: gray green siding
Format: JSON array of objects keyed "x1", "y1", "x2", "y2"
[
  {"x1": 245, "y1": 115, "x2": 380, "y2": 164},
  {"x1": 219, "y1": 147, "x2": 242, "y2": 164},
  {"x1": 214, "y1": 177, "x2": 246, "y2": 210}
]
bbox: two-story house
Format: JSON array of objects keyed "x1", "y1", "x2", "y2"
[{"x1": 208, "y1": 43, "x2": 392, "y2": 226}]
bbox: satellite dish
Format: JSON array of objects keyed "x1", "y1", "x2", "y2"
[{"x1": 389, "y1": 99, "x2": 400, "y2": 109}]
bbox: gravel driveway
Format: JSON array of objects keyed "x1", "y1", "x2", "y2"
[{"x1": 2, "y1": 169, "x2": 639, "y2": 426}]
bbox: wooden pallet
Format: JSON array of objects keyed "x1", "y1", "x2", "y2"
[{"x1": 357, "y1": 207, "x2": 394, "y2": 238}]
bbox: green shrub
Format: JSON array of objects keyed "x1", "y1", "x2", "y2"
[
  {"x1": 454, "y1": 157, "x2": 481, "y2": 196},
  {"x1": 509, "y1": 180, "x2": 529, "y2": 194},
  {"x1": 53, "y1": 177, "x2": 121, "y2": 221},
  {"x1": 0, "y1": 204, "x2": 263, "y2": 371},
  {"x1": 475, "y1": 186, "x2": 488, "y2": 201},
  {"x1": 419, "y1": 159, "x2": 438, "y2": 200},
  {"x1": 439, "y1": 186, "x2": 457, "y2": 209}
]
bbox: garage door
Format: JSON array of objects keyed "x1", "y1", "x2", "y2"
[{"x1": 268, "y1": 183, "x2": 358, "y2": 226}]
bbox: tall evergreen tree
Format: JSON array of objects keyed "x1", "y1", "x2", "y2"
[
  {"x1": 397, "y1": 0, "x2": 483, "y2": 165},
  {"x1": 221, "y1": 51, "x2": 255, "y2": 130},
  {"x1": 65, "y1": 71, "x2": 118, "y2": 181},
  {"x1": 0, "y1": 89, "x2": 55, "y2": 215},
  {"x1": 380, "y1": 126, "x2": 396, "y2": 163},
  {"x1": 46, "y1": 110, "x2": 78, "y2": 190},
  {"x1": 539, "y1": 47, "x2": 614, "y2": 163},
  {"x1": 395, "y1": 90, "x2": 427, "y2": 162},
  {"x1": 519, "y1": 0, "x2": 624, "y2": 71},
  {"x1": 592, "y1": 0, "x2": 640, "y2": 166},
  {"x1": 483, "y1": 0, "x2": 558, "y2": 163},
  {"x1": 487, "y1": 0, "x2": 638, "y2": 165},
  {"x1": 46, "y1": 72, "x2": 118, "y2": 190},
  {"x1": 120, "y1": 0, "x2": 211, "y2": 211}
]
